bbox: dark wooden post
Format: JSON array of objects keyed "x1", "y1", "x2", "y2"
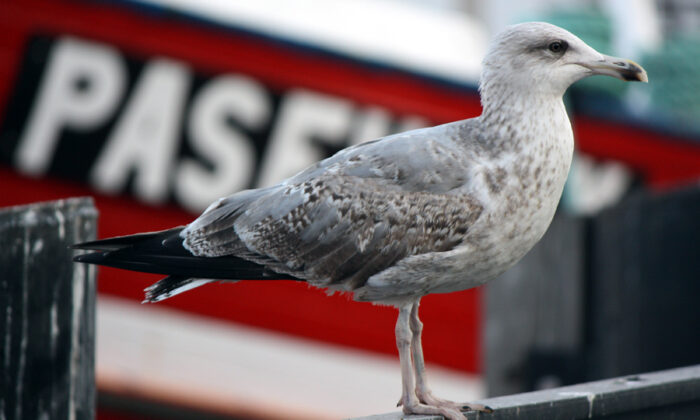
[
  {"x1": 0, "y1": 197, "x2": 97, "y2": 420},
  {"x1": 587, "y1": 185, "x2": 700, "y2": 379},
  {"x1": 484, "y1": 185, "x2": 700, "y2": 397}
]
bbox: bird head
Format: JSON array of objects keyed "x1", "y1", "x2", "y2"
[{"x1": 480, "y1": 22, "x2": 647, "y2": 101}]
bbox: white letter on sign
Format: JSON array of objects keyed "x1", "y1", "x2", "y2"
[
  {"x1": 175, "y1": 75, "x2": 266, "y2": 213},
  {"x1": 256, "y1": 89, "x2": 353, "y2": 188},
  {"x1": 14, "y1": 37, "x2": 125, "y2": 175},
  {"x1": 91, "y1": 59, "x2": 190, "y2": 204}
]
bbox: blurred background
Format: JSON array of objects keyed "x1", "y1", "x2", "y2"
[{"x1": 0, "y1": 0, "x2": 698, "y2": 419}]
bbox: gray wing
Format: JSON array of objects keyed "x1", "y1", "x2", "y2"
[{"x1": 181, "y1": 121, "x2": 484, "y2": 290}]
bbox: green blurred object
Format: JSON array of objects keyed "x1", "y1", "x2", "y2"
[
  {"x1": 642, "y1": 34, "x2": 700, "y2": 129},
  {"x1": 532, "y1": 7, "x2": 700, "y2": 135}
]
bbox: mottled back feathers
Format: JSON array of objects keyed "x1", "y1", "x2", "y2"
[{"x1": 182, "y1": 123, "x2": 485, "y2": 292}]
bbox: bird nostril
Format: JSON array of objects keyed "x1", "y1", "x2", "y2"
[{"x1": 614, "y1": 61, "x2": 626, "y2": 67}]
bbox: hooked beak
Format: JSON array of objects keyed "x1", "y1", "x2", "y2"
[{"x1": 580, "y1": 54, "x2": 648, "y2": 83}]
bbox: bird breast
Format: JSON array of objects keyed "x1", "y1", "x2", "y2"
[{"x1": 454, "y1": 99, "x2": 575, "y2": 286}]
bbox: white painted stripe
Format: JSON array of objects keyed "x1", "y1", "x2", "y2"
[
  {"x1": 137, "y1": 0, "x2": 486, "y2": 84},
  {"x1": 97, "y1": 295, "x2": 484, "y2": 419}
]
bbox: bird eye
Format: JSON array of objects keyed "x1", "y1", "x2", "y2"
[{"x1": 548, "y1": 41, "x2": 567, "y2": 54}]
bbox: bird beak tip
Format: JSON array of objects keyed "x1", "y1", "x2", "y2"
[
  {"x1": 625, "y1": 60, "x2": 648, "y2": 83},
  {"x1": 583, "y1": 56, "x2": 649, "y2": 83},
  {"x1": 637, "y1": 70, "x2": 649, "y2": 83}
]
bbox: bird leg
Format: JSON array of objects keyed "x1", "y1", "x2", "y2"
[
  {"x1": 409, "y1": 301, "x2": 493, "y2": 414},
  {"x1": 409, "y1": 300, "x2": 443, "y2": 406},
  {"x1": 395, "y1": 302, "x2": 468, "y2": 420},
  {"x1": 396, "y1": 304, "x2": 418, "y2": 408}
]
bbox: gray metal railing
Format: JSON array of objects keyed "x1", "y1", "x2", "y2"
[{"x1": 354, "y1": 364, "x2": 700, "y2": 419}]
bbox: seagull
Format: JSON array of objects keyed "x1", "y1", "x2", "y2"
[{"x1": 73, "y1": 22, "x2": 647, "y2": 419}]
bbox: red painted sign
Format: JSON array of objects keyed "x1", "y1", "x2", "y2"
[
  {"x1": 1, "y1": 0, "x2": 699, "y2": 379},
  {"x1": 0, "y1": 0, "x2": 484, "y2": 373}
]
